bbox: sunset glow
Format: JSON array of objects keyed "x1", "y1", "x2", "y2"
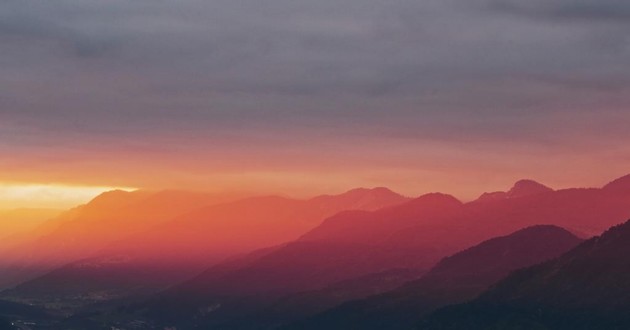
[
  {"x1": 1, "y1": 0, "x2": 629, "y2": 329},
  {"x1": 0, "y1": 183, "x2": 136, "y2": 209}
]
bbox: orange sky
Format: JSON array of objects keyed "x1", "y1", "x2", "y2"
[
  {"x1": 2, "y1": 0, "x2": 630, "y2": 209},
  {"x1": 0, "y1": 183, "x2": 136, "y2": 210},
  {"x1": 1, "y1": 138, "x2": 628, "y2": 209},
  {"x1": 2, "y1": 108, "x2": 629, "y2": 208}
]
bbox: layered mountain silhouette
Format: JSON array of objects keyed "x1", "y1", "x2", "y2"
[
  {"x1": 90, "y1": 193, "x2": 462, "y2": 329},
  {"x1": 2, "y1": 174, "x2": 630, "y2": 329},
  {"x1": 421, "y1": 218, "x2": 630, "y2": 330},
  {"x1": 0, "y1": 208, "x2": 61, "y2": 260},
  {"x1": 41, "y1": 174, "x2": 630, "y2": 329},
  {"x1": 110, "y1": 187, "x2": 409, "y2": 263},
  {"x1": 0, "y1": 190, "x2": 239, "y2": 289},
  {"x1": 0, "y1": 208, "x2": 61, "y2": 241},
  {"x1": 0, "y1": 188, "x2": 408, "y2": 308},
  {"x1": 158, "y1": 193, "x2": 461, "y2": 295},
  {"x1": 287, "y1": 225, "x2": 582, "y2": 330}
]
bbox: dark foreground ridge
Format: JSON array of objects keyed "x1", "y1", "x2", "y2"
[
  {"x1": 421, "y1": 219, "x2": 630, "y2": 330},
  {"x1": 286, "y1": 225, "x2": 582, "y2": 330}
]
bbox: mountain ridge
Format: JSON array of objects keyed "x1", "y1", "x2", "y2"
[
  {"x1": 421, "y1": 218, "x2": 630, "y2": 330},
  {"x1": 286, "y1": 225, "x2": 582, "y2": 330}
]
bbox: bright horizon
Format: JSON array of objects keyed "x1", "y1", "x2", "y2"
[
  {"x1": 2, "y1": 1, "x2": 630, "y2": 328},
  {"x1": 2, "y1": 0, "x2": 630, "y2": 210},
  {"x1": 0, "y1": 183, "x2": 137, "y2": 210},
  {"x1": 1, "y1": 172, "x2": 627, "y2": 210}
]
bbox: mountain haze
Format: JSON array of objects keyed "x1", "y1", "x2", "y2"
[
  {"x1": 422, "y1": 219, "x2": 630, "y2": 330},
  {"x1": 288, "y1": 225, "x2": 582, "y2": 330},
  {"x1": 0, "y1": 188, "x2": 408, "y2": 309}
]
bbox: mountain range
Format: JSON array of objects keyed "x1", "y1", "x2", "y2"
[
  {"x1": 0, "y1": 187, "x2": 408, "y2": 308},
  {"x1": 287, "y1": 225, "x2": 582, "y2": 330},
  {"x1": 1, "y1": 174, "x2": 630, "y2": 329},
  {"x1": 421, "y1": 218, "x2": 630, "y2": 330}
]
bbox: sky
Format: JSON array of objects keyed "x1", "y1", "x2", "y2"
[{"x1": 1, "y1": 0, "x2": 630, "y2": 207}]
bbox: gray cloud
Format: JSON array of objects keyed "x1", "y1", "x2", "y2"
[
  {"x1": 1, "y1": 0, "x2": 629, "y2": 156},
  {"x1": 489, "y1": 0, "x2": 630, "y2": 22}
]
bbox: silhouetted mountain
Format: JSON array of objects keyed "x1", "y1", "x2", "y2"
[
  {"x1": 421, "y1": 219, "x2": 630, "y2": 330},
  {"x1": 0, "y1": 208, "x2": 61, "y2": 240},
  {"x1": 265, "y1": 268, "x2": 422, "y2": 324},
  {"x1": 301, "y1": 193, "x2": 463, "y2": 245},
  {"x1": 391, "y1": 185, "x2": 630, "y2": 252},
  {"x1": 8, "y1": 174, "x2": 630, "y2": 329},
  {"x1": 507, "y1": 180, "x2": 553, "y2": 198},
  {"x1": 603, "y1": 174, "x2": 630, "y2": 194},
  {"x1": 0, "y1": 209, "x2": 62, "y2": 259},
  {"x1": 0, "y1": 188, "x2": 408, "y2": 311},
  {"x1": 476, "y1": 179, "x2": 553, "y2": 202},
  {"x1": 0, "y1": 190, "x2": 236, "y2": 289},
  {"x1": 287, "y1": 226, "x2": 581, "y2": 330},
  {"x1": 169, "y1": 193, "x2": 461, "y2": 294},
  {"x1": 308, "y1": 187, "x2": 409, "y2": 214},
  {"x1": 91, "y1": 193, "x2": 458, "y2": 329},
  {"x1": 115, "y1": 187, "x2": 408, "y2": 263},
  {"x1": 293, "y1": 176, "x2": 630, "y2": 281},
  {"x1": 124, "y1": 268, "x2": 423, "y2": 330},
  {"x1": 94, "y1": 175, "x2": 630, "y2": 329}
]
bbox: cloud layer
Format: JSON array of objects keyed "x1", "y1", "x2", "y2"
[{"x1": 1, "y1": 0, "x2": 629, "y2": 198}]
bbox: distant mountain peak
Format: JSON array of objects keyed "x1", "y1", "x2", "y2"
[
  {"x1": 475, "y1": 180, "x2": 552, "y2": 202},
  {"x1": 603, "y1": 174, "x2": 630, "y2": 193},
  {"x1": 309, "y1": 187, "x2": 408, "y2": 212},
  {"x1": 86, "y1": 189, "x2": 135, "y2": 206},
  {"x1": 507, "y1": 179, "x2": 553, "y2": 197},
  {"x1": 410, "y1": 192, "x2": 462, "y2": 206},
  {"x1": 425, "y1": 224, "x2": 581, "y2": 281},
  {"x1": 79, "y1": 189, "x2": 151, "y2": 214},
  {"x1": 477, "y1": 179, "x2": 554, "y2": 201},
  {"x1": 504, "y1": 224, "x2": 575, "y2": 239},
  {"x1": 343, "y1": 187, "x2": 398, "y2": 196}
]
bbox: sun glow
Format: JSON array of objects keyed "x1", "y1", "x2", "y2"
[{"x1": 0, "y1": 183, "x2": 137, "y2": 209}]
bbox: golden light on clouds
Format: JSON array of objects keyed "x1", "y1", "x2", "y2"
[{"x1": 0, "y1": 183, "x2": 136, "y2": 209}]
